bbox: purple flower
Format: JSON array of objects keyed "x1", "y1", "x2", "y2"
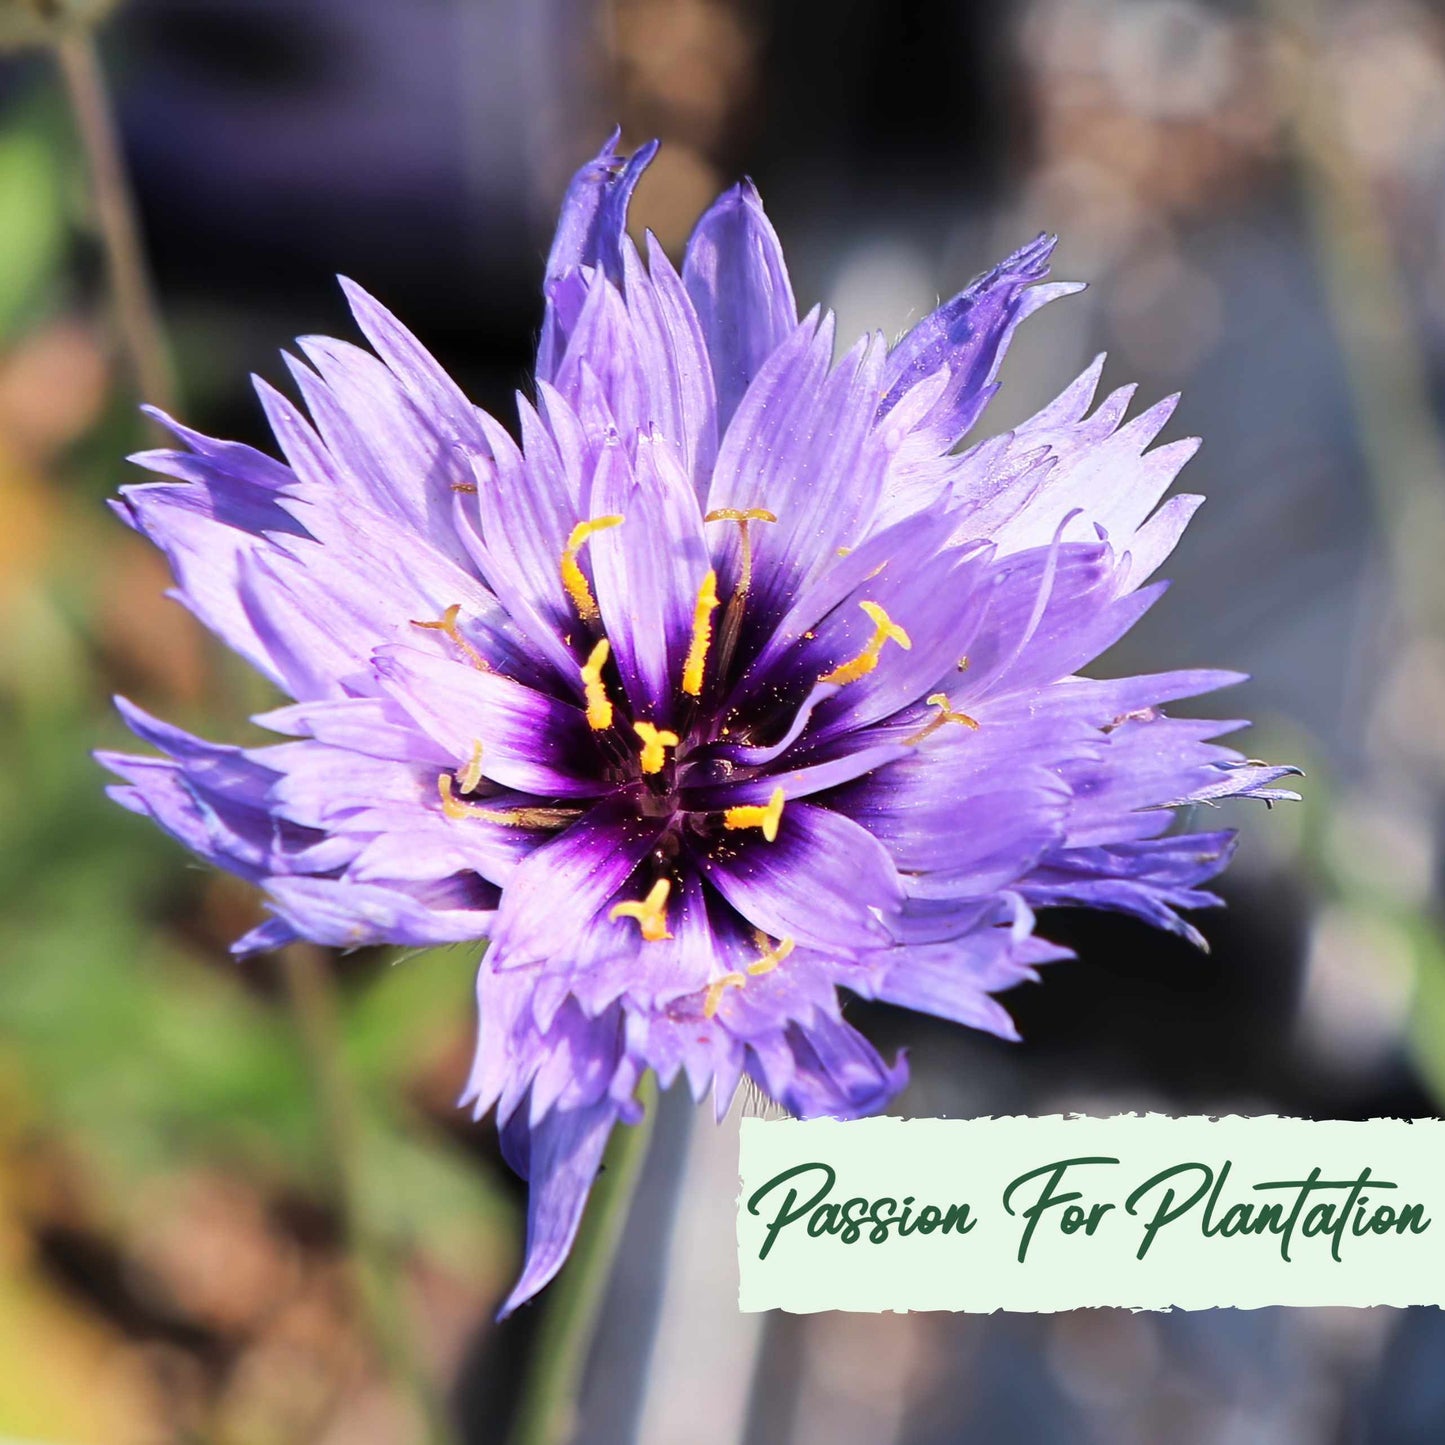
[{"x1": 99, "y1": 134, "x2": 1298, "y2": 1315}]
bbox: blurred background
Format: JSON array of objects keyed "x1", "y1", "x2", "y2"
[{"x1": 2, "y1": 0, "x2": 1444, "y2": 1441}]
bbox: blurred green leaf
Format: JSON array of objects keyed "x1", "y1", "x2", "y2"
[
  {"x1": 344, "y1": 943, "x2": 480, "y2": 1091},
  {"x1": 0, "y1": 122, "x2": 64, "y2": 337},
  {"x1": 1404, "y1": 914, "x2": 1445, "y2": 1107},
  {"x1": 356, "y1": 1110, "x2": 513, "y2": 1280}
]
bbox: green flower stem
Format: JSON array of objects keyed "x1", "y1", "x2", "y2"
[
  {"x1": 53, "y1": 22, "x2": 178, "y2": 415},
  {"x1": 1265, "y1": 0, "x2": 1445, "y2": 637},
  {"x1": 280, "y1": 944, "x2": 458, "y2": 1445},
  {"x1": 509, "y1": 1073, "x2": 660, "y2": 1445}
]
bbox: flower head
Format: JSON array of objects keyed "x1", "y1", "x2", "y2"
[{"x1": 99, "y1": 133, "x2": 1299, "y2": 1315}]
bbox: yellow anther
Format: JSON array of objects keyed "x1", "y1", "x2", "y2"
[
  {"x1": 903, "y1": 692, "x2": 980, "y2": 746},
  {"x1": 724, "y1": 785, "x2": 786, "y2": 842},
  {"x1": 410, "y1": 603, "x2": 489, "y2": 670},
  {"x1": 682, "y1": 570, "x2": 720, "y2": 696},
  {"x1": 580, "y1": 639, "x2": 615, "y2": 730},
  {"x1": 560, "y1": 515, "x2": 624, "y2": 622},
  {"x1": 747, "y1": 935, "x2": 795, "y2": 976},
  {"x1": 703, "y1": 972, "x2": 746, "y2": 1019},
  {"x1": 437, "y1": 774, "x2": 580, "y2": 828},
  {"x1": 633, "y1": 721, "x2": 679, "y2": 775},
  {"x1": 704, "y1": 507, "x2": 778, "y2": 525},
  {"x1": 450, "y1": 481, "x2": 479, "y2": 494},
  {"x1": 819, "y1": 600, "x2": 912, "y2": 686},
  {"x1": 609, "y1": 878, "x2": 673, "y2": 942}
]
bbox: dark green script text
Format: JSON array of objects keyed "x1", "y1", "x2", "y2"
[{"x1": 746, "y1": 1156, "x2": 1431, "y2": 1264}]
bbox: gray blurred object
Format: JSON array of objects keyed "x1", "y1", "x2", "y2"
[{"x1": 118, "y1": 0, "x2": 580, "y2": 285}]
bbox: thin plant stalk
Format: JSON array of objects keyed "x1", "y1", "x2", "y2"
[
  {"x1": 509, "y1": 1073, "x2": 660, "y2": 1445},
  {"x1": 1264, "y1": 0, "x2": 1445, "y2": 638},
  {"x1": 281, "y1": 944, "x2": 459, "y2": 1445},
  {"x1": 53, "y1": 23, "x2": 178, "y2": 415}
]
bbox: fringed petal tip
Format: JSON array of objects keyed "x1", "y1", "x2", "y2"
[
  {"x1": 495, "y1": 1100, "x2": 620, "y2": 1320},
  {"x1": 230, "y1": 916, "x2": 298, "y2": 959}
]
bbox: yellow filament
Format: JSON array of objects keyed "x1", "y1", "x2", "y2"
[
  {"x1": 410, "y1": 603, "x2": 488, "y2": 670},
  {"x1": 819, "y1": 601, "x2": 912, "y2": 686},
  {"x1": 560, "y1": 515, "x2": 623, "y2": 622},
  {"x1": 437, "y1": 774, "x2": 579, "y2": 828},
  {"x1": 681, "y1": 570, "x2": 720, "y2": 696},
  {"x1": 705, "y1": 507, "x2": 776, "y2": 597},
  {"x1": 609, "y1": 878, "x2": 673, "y2": 942},
  {"x1": 456, "y1": 739, "x2": 485, "y2": 794},
  {"x1": 702, "y1": 935, "x2": 796, "y2": 1018},
  {"x1": 903, "y1": 693, "x2": 980, "y2": 746},
  {"x1": 723, "y1": 785, "x2": 786, "y2": 842},
  {"x1": 633, "y1": 721, "x2": 679, "y2": 775},
  {"x1": 580, "y1": 639, "x2": 615, "y2": 730}
]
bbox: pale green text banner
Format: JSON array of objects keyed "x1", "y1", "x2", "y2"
[{"x1": 738, "y1": 1116, "x2": 1444, "y2": 1312}]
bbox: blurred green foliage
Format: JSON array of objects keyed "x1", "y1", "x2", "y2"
[
  {"x1": 0, "y1": 119, "x2": 63, "y2": 336},
  {"x1": 0, "y1": 70, "x2": 512, "y2": 1442}
]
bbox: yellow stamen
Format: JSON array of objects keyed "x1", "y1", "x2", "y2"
[
  {"x1": 609, "y1": 878, "x2": 673, "y2": 942},
  {"x1": 580, "y1": 639, "x2": 615, "y2": 730},
  {"x1": 633, "y1": 721, "x2": 680, "y2": 775},
  {"x1": 819, "y1": 600, "x2": 912, "y2": 686},
  {"x1": 681, "y1": 570, "x2": 720, "y2": 696},
  {"x1": 702, "y1": 935, "x2": 796, "y2": 1017},
  {"x1": 747, "y1": 934, "x2": 795, "y2": 977},
  {"x1": 560, "y1": 515, "x2": 624, "y2": 622},
  {"x1": 702, "y1": 509, "x2": 780, "y2": 687},
  {"x1": 437, "y1": 774, "x2": 580, "y2": 828},
  {"x1": 457, "y1": 739, "x2": 485, "y2": 794},
  {"x1": 724, "y1": 785, "x2": 786, "y2": 842},
  {"x1": 702, "y1": 972, "x2": 745, "y2": 1018},
  {"x1": 410, "y1": 603, "x2": 489, "y2": 670},
  {"x1": 450, "y1": 481, "x2": 478, "y2": 494},
  {"x1": 903, "y1": 692, "x2": 980, "y2": 746},
  {"x1": 438, "y1": 772, "x2": 473, "y2": 820},
  {"x1": 705, "y1": 507, "x2": 776, "y2": 603}
]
